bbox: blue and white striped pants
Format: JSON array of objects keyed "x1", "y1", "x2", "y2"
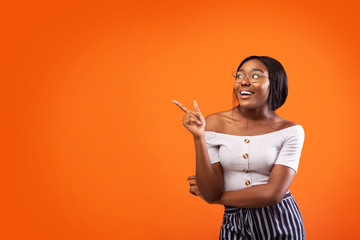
[{"x1": 219, "y1": 192, "x2": 305, "y2": 240}]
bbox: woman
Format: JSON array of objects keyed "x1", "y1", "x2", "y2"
[{"x1": 173, "y1": 56, "x2": 306, "y2": 239}]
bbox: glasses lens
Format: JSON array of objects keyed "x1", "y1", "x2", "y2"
[
  {"x1": 236, "y1": 72, "x2": 244, "y2": 80},
  {"x1": 233, "y1": 71, "x2": 265, "y2": 83},
  {"x1": 249, "y1": 71, "x2": 262, "y2": 82}
]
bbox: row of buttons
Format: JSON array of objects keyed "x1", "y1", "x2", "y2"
[{"x1": 244, "y1": 138, "x2": 250, "y2": 186}]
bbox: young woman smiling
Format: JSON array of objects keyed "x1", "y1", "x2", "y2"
[{"x1": 173, "y1": 56, "x2": 305, "y2": 240}]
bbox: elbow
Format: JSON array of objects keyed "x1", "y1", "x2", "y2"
[
  {"x1": 267, "y1": 190, "x2": 286, "y2": 205},
  {"x1": 270, "y1": 195, "x2": 282, "y2": 205},
  {"x1": 197, "y1": 181, "x2": 223, "y2": 204},
  {"x1": 204, "y1": 196, "x2": 220, "y2": 204},
  {"x1": 201, "y1": 190, "x2": 223, "y2": 204}
]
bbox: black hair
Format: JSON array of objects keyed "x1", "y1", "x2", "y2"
[{"x1": 232, "y1": 56, "x2": 288, "y2": 111}]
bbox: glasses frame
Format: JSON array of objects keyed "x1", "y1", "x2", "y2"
[{"x1": 231, "y1": 70, "x2": 269, "y2": 83}]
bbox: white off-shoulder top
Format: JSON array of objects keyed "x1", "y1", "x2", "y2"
[{"x1": 205, "y1": 125, "x2": 305, "y2": 191}]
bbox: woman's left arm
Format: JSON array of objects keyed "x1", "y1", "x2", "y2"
[{"x1": 211, "y1": 164, "x2": 295, "y2": 208}]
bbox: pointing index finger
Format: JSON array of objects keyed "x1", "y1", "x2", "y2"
[{"x1": 172, "y1": 100, "x2": 189, "y2": 113}]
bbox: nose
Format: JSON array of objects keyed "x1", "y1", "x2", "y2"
[{"x1": 240, "y1": 76, "x2": 251, "y2": 86}]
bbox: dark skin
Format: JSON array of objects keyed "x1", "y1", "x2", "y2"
[{"x1": 173, "y1": 59, "x2": 298, "y2": 208}]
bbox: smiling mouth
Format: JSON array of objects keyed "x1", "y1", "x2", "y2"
[{"x1": 240, "y1": 91, "x2": 254, "y2": 95}]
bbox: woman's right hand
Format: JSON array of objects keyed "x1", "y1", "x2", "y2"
[{"x1": 172, "y1": 100, "x2": 205, "y2": 138}]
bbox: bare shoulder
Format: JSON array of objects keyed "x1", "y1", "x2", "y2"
[
  {"x1": 276, "y1": 118, "x2": 301, "y2": 130},
  {"x1": 205, "y1": 109, "x2": 233, "y2": 132}
]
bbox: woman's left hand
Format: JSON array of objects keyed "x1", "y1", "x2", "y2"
[
  {"x1": 187, "y1": 175, "x2": 221, "y2": 204},
  {"x1": 187, "y1": 175, "x2": 203, "y2": 198}
]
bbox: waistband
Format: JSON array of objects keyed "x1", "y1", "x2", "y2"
[{"x1": 224, "y1": 191, "x2": 292, "y2": 213}]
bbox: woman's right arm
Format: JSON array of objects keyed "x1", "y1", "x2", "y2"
[
  {"x1": 188, "y1": 162, "x2": 223, "y2": 203},
  {"x1": 173, "y1": 100, "x2": 223, "y2": 202},
  {"x1": 193, "y1": 115, "x2": 223, "y2": 202}
]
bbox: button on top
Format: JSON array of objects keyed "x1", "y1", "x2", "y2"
[
  {"x1": 244, "y1": 139, "x2": 250, "y2": 143},
  {"x1": 245, "y1": 180, "x2": 251, "y2": 186},
  {"x1": 243, "y1": 153, "x2": 249, "y2": 159}
]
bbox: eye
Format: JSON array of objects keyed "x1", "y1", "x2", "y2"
[
  {"x1": 251, "y1": 73, "x2": 261, "y2": 79},
  {"x1": 237, "y1": 72, "x2": 245, "y2": 79}
]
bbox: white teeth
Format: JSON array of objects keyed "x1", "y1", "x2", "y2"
[{"x1": 241, "y1": 91, "x2": 253, "y2": 95}]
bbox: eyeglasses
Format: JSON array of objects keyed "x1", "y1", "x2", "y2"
[{"x1": 231, "y1": 70, "x2": 268, "y2": 83}]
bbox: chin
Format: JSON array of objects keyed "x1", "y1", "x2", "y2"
[
  {"x1": 237, "y1": 100, "x2": 259, "y2": 110},
  {"x1": 239, "y1": 104, "x2": 258, "y2": 110}
]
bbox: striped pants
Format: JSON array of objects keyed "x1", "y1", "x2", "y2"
[{"x1": 219, "y1": 192, "x2": 305, "y2": 240}]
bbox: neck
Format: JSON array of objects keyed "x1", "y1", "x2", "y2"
[{"x1": 237, "y1": 105, "x2": 274, "y2": 121}]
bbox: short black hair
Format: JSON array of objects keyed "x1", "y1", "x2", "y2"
[{"x1": 232, "y1": 56, "x2": 288, "y2": 111}]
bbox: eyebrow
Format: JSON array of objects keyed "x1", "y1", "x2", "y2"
[{"x1": 239, "y1": 68, "x2": 265, "y2": 73}]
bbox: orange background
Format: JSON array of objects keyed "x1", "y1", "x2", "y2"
[{"x1": 1, "y1": 0, "x2": 360, "y2": 239}]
